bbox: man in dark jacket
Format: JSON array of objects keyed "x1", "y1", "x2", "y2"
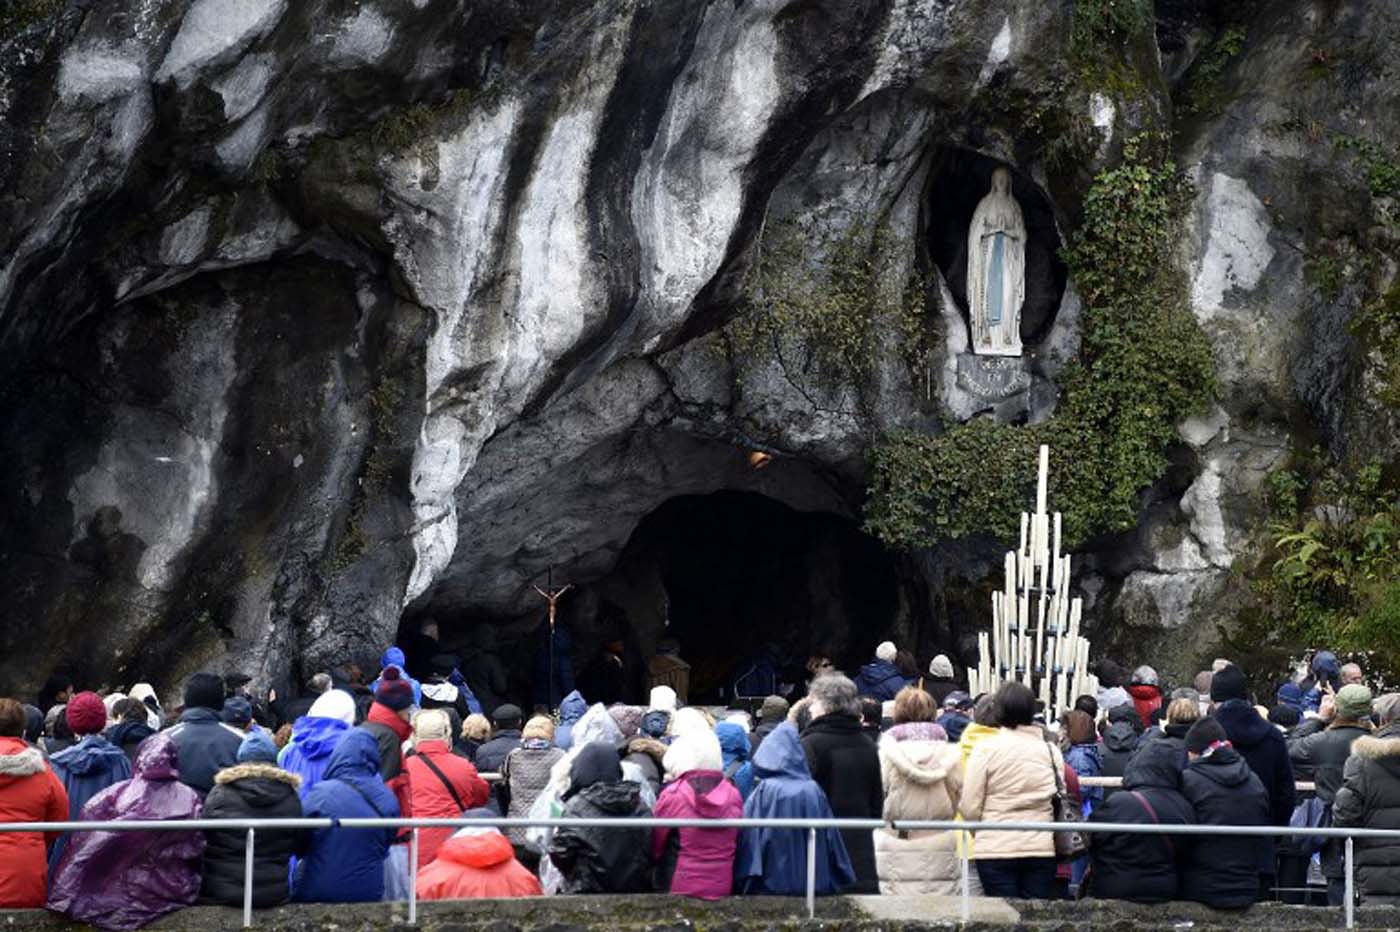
[
  {"x1": 1089, "y1": 737, "x2": 1195, "y2": 902},
  {"x1": 166, "y1": 672, "x2": 243, "y2": 796},
  {"x1": 801, "y1": 673, "x2": 882, "y2": 894},
  {"x1": 1334, "y1": 692, "x2": 1400, "y2": 904},
  {"x1": 474, "y1": 705, "x2": 524, "y2": 774},
  {"x1": 850, "y1": 642, "x2": 909, "y2": 702},
  {"x1": 201, "y1": 731, "x2": 305, "y2": 907},
  {"x1": 936, "y1": 692, "x2": 973, "y2": 743},
  {"x1": 1179, "y1": 718, "x2": 1272, "y2": 908},
  {"x1": 1210, "y1": 664, "x2": 1296, "y2": 896},
  {"x1": 1289, "y1": 683, "x2": 1373, "y2": 904},
  {"x1": 750, "y1": 696, "x2": 789, "y2": 755},
  {"x1": 1098, "y1": 704, "x2": 1143, "y2": 797},
  {"x1": 548, "y1": 743, "x2": 652, "y2": 893}
]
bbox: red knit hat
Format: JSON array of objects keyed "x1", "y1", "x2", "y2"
[
  {"x1": 65, "y1": 691, "x2": 107, "y2": 736},
  {"x1": 375, "y1": 667, "x2": 415, "y2": 712}
]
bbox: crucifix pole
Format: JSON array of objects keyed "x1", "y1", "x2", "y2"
[{"x1": 534, "y1": 576, "x2": 573, "y2": 709}]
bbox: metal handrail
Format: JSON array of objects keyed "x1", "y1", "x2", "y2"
[
  {"x1": 18, "y1": 814, "x2": 1375, "y2": 929},
  {"x1": 1078, "y1": 775, "x2": 1319, "y2": 792}
]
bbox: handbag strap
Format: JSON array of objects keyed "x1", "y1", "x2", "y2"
[
  {"x1": 1043, "y1": 737, "x2": 1067, "y2": 796},
  {"x1": 1131, "y1": 790, "x2": 1175, "y2": 858},
  {"x1": 417, "y1": 751, "x2": 466, "y2": 812}
]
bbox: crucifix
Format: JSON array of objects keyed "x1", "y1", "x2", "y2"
[{"x1": 534, "y1": 569, "x2": 572, "y2": 708}]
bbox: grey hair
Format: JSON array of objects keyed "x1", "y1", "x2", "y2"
[
  {"x1": 807, "y1": 673, "x2": 861, "y2": 718},
  {"x1": 1374, "y1": 693, "x2": 1400, "y2": 725},
  {"x1": 309, "y1": 672, "x2": 333, "y2": 694}
]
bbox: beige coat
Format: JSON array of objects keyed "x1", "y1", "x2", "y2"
[
  {"x1": 874, "y1": 733, "x2": 964, "y2": 894},
  {"x1": 959, "y1": 725, "x2": 1060, "y2": 859}
]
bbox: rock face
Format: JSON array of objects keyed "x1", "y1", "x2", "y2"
[{"x1": 1, "y1": 0, "x2": 1396, "y2": 698}]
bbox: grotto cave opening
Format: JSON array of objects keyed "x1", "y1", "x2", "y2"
[
  {"x1": 926, "y1": 147, "x2": 1067, "y2": 348},
  {"x1": 583, "y1": 490, "x2": 901, "y2": 705}
]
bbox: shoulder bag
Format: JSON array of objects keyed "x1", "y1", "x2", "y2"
[{"x1": 1044, "y1": 738, "x2": 1089, "y2": 859}]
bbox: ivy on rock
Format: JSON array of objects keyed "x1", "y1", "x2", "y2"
[{"x1": 864, "y1": 134, "x2": 1216, "y2": 550}]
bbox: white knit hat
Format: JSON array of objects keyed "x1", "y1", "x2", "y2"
[
  {"x1": 412, "y1": 708, "x2": 452, "y2": 743},
  {"x1": 663, "y1": 731, "x2": 723, "y2": 778},
  {"x1": 308, "y1": 688, "x2": 357, "y2": 726},
  {"x1": 648, "y1": 685, "x2": 678, "y2": 713},
  {"x1": 928, "y1": 654, "x2": 954, "y2": 678},
  {"x1": 876, "y1": 641, "x2": 898, "y2": 663}
]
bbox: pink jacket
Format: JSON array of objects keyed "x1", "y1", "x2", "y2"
[{"x1": 651, "y1": 770, "x2": 743, "y2": 900}]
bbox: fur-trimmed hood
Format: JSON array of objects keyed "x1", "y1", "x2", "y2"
[
  {"x1": 878, "y1": 732, "x2": 954, "y2": 785},
  {"x1": 1350, "y1": 733, "x2": 1400, "y2": 761},
  {"x1": 214, "y1": 762, "x2": 302, "y2": 789},
  {"x1": 626, "y1": 736, "x2": 668, "y2": 763},
  {"x1": 0, "y1": 743, "x2": 47, "y2": 777}
]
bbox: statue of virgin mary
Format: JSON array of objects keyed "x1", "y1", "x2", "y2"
[{"x1": 967, "y1": 167, "x2": 1026, "y2": 357}]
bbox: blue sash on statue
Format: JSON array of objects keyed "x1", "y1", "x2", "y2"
[{"x1": 986, "y1": 231, "x2": 1005, "y2": 325}]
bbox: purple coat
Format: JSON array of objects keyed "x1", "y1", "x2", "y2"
[
  {"x1": 651, "y1": 770, "x2": 743, "y2": 900},
  {"x1": 47, "y1": 733, "x2": 205, "y2": 930}
]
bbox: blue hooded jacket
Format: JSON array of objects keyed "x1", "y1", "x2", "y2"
[
  {"x1": 1302, "y1": 651, "x2": 1341, "y2": 713},
  {"x1": 1065, "y1": 742, "x2": 1104, "y2": 810},
  {"x1": 293, "y1": 730, "x2": 399, "y2": 903},
  {"x1": 851, "y1": 659, "x2": 910, "y2": 702},
  {"x1": 369, "y1": 647, "x2": 422, "y2": 705},
  {"x1": 279, "y1": 716, "x2": 351, "y2": 798},
  {"x1": 714, "y1": 722, "x2": 756, "y2": 801},
  {"x1": 554, "y1": 691, "x2": 588, "y2": 750},
  {"x1": 47, "y1": 734, "x2": 133, "y2": 873},
  {"x1": 734, "y1": 722, "x2": 854, "y2": 895}
]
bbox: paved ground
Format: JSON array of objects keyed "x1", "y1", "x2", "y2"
[{"x1": 7, "y1": 895, "x2": 1399, "y2": 930}]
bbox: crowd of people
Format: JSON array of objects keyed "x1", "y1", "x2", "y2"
[{"x1": 1, "y1": 640, "x2": 1395, "y2": 928}]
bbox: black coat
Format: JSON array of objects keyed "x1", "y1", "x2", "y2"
[
  {"x1": 1089, "y1": 739, "x2": 1194, "y2": 902},
  {"x1": 1214, "y1": 699, "x2": 1296, "y2": 827},
  {"x1": 1180, "y1": 746, "x2": 1271, "y2": 908},
  {"x1": 474, "y1": 731, "x2": 522, "y2": 775},
  {"x1": 200, "y1": 763, "x2": 305, "y2": 907},
  {"x1": 1334, "y1": 724, "x2": 1400, "y2": 898},
  {"x1": 800, "y1": 712, "x2": 882, "y2": 894},
  {"x1": 1099, "y1": 721, "x2": 1142, "y2": 797},
  {"x1": 549, "y1": 780, "x2": 653, "y2": 893},
  {"x1": 166, "y1": 708, "x2": 244, "y2": 796}
]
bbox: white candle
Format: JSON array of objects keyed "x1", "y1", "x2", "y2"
[
  {"x1": 1036, "y1": 445, "x2": 1049, "y2": 515},
  {"x1": 1019, "y1": 513, "x2": 1028, "y2": 556}
]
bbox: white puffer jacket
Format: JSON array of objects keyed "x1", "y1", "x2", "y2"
[{"x1": 873, "y1": 731, "x2": 964, "y2": 894}]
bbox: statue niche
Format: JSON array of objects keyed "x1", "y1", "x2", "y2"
[{"x1": 967, "y1": 167, "x2": 1026, "y2": 357}]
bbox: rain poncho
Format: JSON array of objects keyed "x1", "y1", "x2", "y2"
[
  {"x1": 715, "y1": 722, "x2": 755, "y2": 800},
  {"x1": 278, "y1": 715, "x2": 351, "y2": 797},
  {"x1": 47, "y1": 733, "x2": 205, "y2": 930},
  {"x1": 734, "y1": 722, "x2": 854, "y2": 895},
  {"x1": 47, "y1": 734, "x2": 132, "y2": 873}
]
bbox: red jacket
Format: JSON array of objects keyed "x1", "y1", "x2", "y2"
[
  {"x1": 0, "y1": 737, "x2": 68, "y2": 906},
  {"x1": 404, "y1": 740, "x2": 489, "y2": 863},
  {"x1": 416, "y1": 829, "x2": 542, "y2": 900},
  {"x1": 1128, "y1": 684, "x2": 1163, "y2": 730}
]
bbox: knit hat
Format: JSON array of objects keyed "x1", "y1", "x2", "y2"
[
  {"x1": 492, "y1": 703, "x2": 523, "y2": 730},
  {"x1": 1336, "y1": 684, "x2": 1373, "y2": 721},
  {"x1": 648, "y1": 685, "x2": 678, "y2": 713},
  {"x1": 237, "y1": 729, "x2": 279, "y2": 764},
  {"x1": 640, "y1": 709, "x2": 670, "y2": 739},
  {"x1": 413, "y1": 708, "x2": 453, "y2": 743},
  {"x1": 1185, "y1": 717, "x2": 1229, "y2": 755},
  {"x1": 522, "y1": 715, "x2": 556, "y2": 741},
  {"x1": 1276, "y1": 681, "x2": 1305, "y2": 712},
  {"x1": 1209, "y1": 664, "x2": 1249, "y2": 703},
  {"x1": 759, "y1": 696, "x2": 789, "y2": 723},
  {"x1": 928, "y1": 654, "x2": 954, "y2": 678},
  {"x1": 672, "y1": 706, "x2": 712, "y2": 739},
  {"x1": 308, "y1": 688, "x2": 357, "y2": 726},
  {"x1": 943, "y1": 690, "x2": 972, "y2": 710},
  {"x1": 374, "y1": 667, "x2": 415, "y2": 712},
  {"x1": 1130, "y1": 665, "x2": 1159, "y2": 687},
  {"x1": 65, "y1": 692, "x2": 107, "y2": 736},
  {"x1": 662, "y1": 730, "x2": 723, "y2": 778},
  {"x1": 222, "y1": 696, "x2": 253, "y2": 727},
  {"x1": 184, "y1": 672, "x2": 226, "y2": 711},
  {"x1": 875, "y1": 641, "x2": 898, "y2": 663},
  {"x1": 607, "y1": 704, "x2": 642, "y2": 739}
]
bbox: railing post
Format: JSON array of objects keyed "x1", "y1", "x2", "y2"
[
  {"x1": 960, "y1": 846, "x2": 970, "y2": 921},
  {"x1": 242, "y1": 827, "x2": 255, "y2": 928},
  {"x1": 408, "y1": 827, "x2": 420, "y2": 925},
  {"x1": 1345, "y1": 835, "x2": 1354, "y2": 930},
  {"x1": 805, "y1": 827, "x2": 816, "y2": 920}
]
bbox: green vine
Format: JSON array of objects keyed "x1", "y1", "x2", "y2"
[
  {"x1": 1173, "y1": 25, "x2": 1247, "y2": 119},
  {"x1": 864, "y1": 134, "x2": 1216, "y2": 548},
  {"x1": 1069, "y1": 0, "x2": 1154, "y2": 93},
  {"x1": 731, "y1": 218, "x2": 928, "y2": 401}
]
